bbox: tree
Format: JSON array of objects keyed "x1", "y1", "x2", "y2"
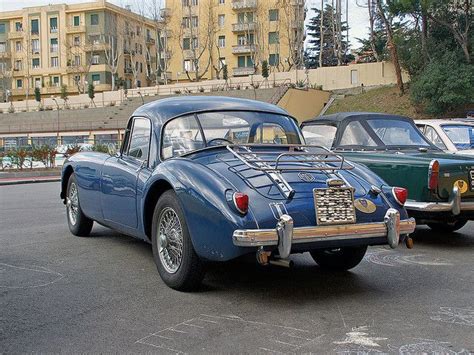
[
  {"x1": 261, "y1": 60, "x2": 269, "y2": 79},
  {"x1": 306, "y1": 4, "x2": 351, "y2": 68},
  {"x1": 222, "y1": 64, "x2": 228, "y2": 82},
  {"x1": 60, "y1": 84, "x2": 69, "y2": 109},
  {"x1": 104, "y1": 32, "x2": 122, "y2": 91},
  {"x1": 34, "y1": 87, "x2": 41, "y2": 108},
  {"x1": 88, "y1": 83, "x2": 95, "y2": 106}
]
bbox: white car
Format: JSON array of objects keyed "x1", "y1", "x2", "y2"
[{"x1": 415, "y1": 119, "x2": 474, "y2": 156}]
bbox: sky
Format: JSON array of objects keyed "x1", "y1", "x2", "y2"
[{"x1": 1, "y1": 0, "x2": 370, "y2": 48}]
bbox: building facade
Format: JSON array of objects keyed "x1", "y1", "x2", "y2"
[
  {"x1": 160, "y1": 0, "x2": 306, "y2": 82},
  {"x1": 0, "y1": 0, "x2": 158, "y2": 101}
]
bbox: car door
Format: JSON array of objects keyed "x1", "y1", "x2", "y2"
[{"x1": 101, "y1": 117, "x2": 152, "y2": 229}]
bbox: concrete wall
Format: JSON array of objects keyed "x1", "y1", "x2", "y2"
[{"x1": 278, "y1": 88, "x2": 331, "y2": 123}]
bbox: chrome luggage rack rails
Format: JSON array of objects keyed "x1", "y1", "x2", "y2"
[{"x1": 226, "y1": 144, "x2": 354, "y2": 199}]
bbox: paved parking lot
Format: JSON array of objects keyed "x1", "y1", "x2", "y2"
[{"x1": 1, "y1": 182, "x2": 473, "y2": 353}]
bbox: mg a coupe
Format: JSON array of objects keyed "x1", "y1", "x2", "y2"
[
  {"x1": 60, "y1": 98, "x2": 415, "y2": 291},
  {"x1": 302, "y1": 112, "x2": 474, "y2": 232}
]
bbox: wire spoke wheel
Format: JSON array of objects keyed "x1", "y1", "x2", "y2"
[
  {"x1": 158, "y1": 207, "x2": 184, "y2": 274},
  {"x1": 67, "y1": 182, "x2": 79, "y2": 226}
]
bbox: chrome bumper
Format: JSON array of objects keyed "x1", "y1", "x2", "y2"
[
  {"x1": 233, "y1": 209, "x2": 416, "y2": 258},
  {"x1": 405, "y1": 185, "x2": 474, "y2": 215}
]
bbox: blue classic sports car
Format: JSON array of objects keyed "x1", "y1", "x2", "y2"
[{"x1": 60, "y1": 97, "x2": 416, "y2": 291}]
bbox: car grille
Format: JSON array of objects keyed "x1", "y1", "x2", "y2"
[
  {"x1": 470, "y1": 170, "x2": 474, "y2": 190},
  {"x1": 313, "y1": 187, "x2": 356, "y2": 225}
]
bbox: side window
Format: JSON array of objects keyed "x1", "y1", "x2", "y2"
[
  {"x1": 416, "y1": 124, "x2": 425, "y2": 134},
  {"x1": 302, "y1": 125, "x2": 337, "y2": 148},
  {"x1": 424, "y1": 126, "x2": 446, "y2": 150},
  {"x1": 162, "y1": 115, "x2": 204, "y2": 159},
  {"x1": 126, "y1": 117, "x2": 151, "y2": 161},
  {"x1": 340, "y1": 121, "x2": 376, "y2": 146}
]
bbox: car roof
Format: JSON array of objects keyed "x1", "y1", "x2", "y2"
[
  {"x1": 302, "y1": 112, "x2": 411, "y2": 125},
  {"x1": 414, "y1": 119, "x2": 474, "y2": 126},
  {"x1": 131, "y1": 96, "x2": 290, "y2": 125}
]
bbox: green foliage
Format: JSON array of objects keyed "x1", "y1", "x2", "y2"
[
  {"x1": 34, "y1": 87, "x2": 41, "y2": 102},
  {"x1": 7, "y1": 148, "x2": 29, "y2": 169},
  {"x1": 92, "y1": 144, "x2": 109, "y2": 153},
  {"x1": 88, "y1": 83, "x2": 95, "y2": 100},
  {"x1": 60, "y1": 84, "x2": 68, "y2": 101},
  {"x1": 411, "y1": 52, "x2": 474, "y2": 115},
  {"x1": 222, "y1": 64, "x2": 228, "y2": 81},
  {"x1": 65, "y1": 144, "x2": 81, "y2": 158},
  {"x1": 261, "y1": 60, "x2": 269, "y2": 79},
  {"x1": 31, "y1": 145, "x2": 57, "y2": 168}
]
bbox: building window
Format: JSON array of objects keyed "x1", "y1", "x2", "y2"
[
  {"x1": 15, "y1": 22, "x2": 22, "y2": 31},
  {"x1": 51, "y1": 57, "x2": 59, "y2": 67},
  {"x1": 192, "y1": 37, "x2": 198, "y2": 49},
  {"x1": 52, "y1": 76, "x2": 60, "y2": 87},
  {"x1": 218, "y1": 35, "x2": 225, "y2": 48},
  {"x1": 0, "y1": 24, "x2": 5, "y2": 34},
  {"x1": 74, "y1": 75, "x2": 81, "y2": 84},
  {"x1": 269, "y1": 31, "x2": 279, "y2": 44},
  {"x1": 191, "y1": 0, "x2": 198, "y2": 5},
  {"x1": 0, "y1": 42, "x2": 6, "y2": 53},
  {"x1": 237, "y1": 33, "x2": 253, "y2": 45},
  {"x1": 140, "y1": 62, "x2": 143, "y2": 73},
  {"x1": 269, "y1": 53, "x2": 279, "y2": 66},
  {"x1": 73, "y1": 16, "x2": 80, "y2": 26},
  {"x1": 50, "y1": 38, "x2": 58, "y2": 53},
  {"x1": 50, "y1": 17, "x2": 58, "y2": 33},
  {"x1": 90, "y1": 14, "x2": 99, "y2": 26},
  {"x1": 74, "y1": 55, "x2": 81, "y2": 65},
  {"x1": 32, "y1": 58, "x2": 40, "y2": 69},
  {"x1": 73, "y1": 36, "x2": 80, "y2": 46},
  {"x1": 191, "y1": 16, "x2": 198, "y2": 28},
  {"x1": 14, "y1": 60, "x2": 22, "y2": 70},
  {"x1": 238, "y1": 12, "x2": 253, "y2": 23},
  {"x1": 218, "y1": 57, "x2": 226, "y2": 69},
  {"x1": 31, "y1": 19, "x2": 39, "y2": 34},
  {"x1": 32, "y1": 39, "x2": 40, "y2": 53},
  {"x1": 269, "y1": 9, "x2": 279, "y2": 21},
  {"x1": 183, "y1": 59, "x2": 195, "y2": 72},
  {"x1": 219, "y1": 0, "x2": 225, "y2": 4},
  {"x1": 182, "y1": 17, "x2": 190, "y2": 28},
  {"x1": 183, "y1": 38, "x2": 190, "y2": 50},
  {"x1": 15, "y1": 41, "x2": 22, "y2": 52},
  {"x1": 91, "y1": 73, "x2": 100, "y2": 84},
  {"x1": 91, "y1": 55, "x2": 100, "y2": 65},
  {"x1": 218, "y1": 14, "x2": 225, "y2": 27},
  {"x1": 16, "y1": 79, "x2": 23, "y2": 88},
  {"x1": 238, "y1": 55, "x2": 253, "y2": 68}
]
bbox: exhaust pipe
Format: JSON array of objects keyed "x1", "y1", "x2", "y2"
[{"x1": 269, "y1": 259, "x2": 293, "y2": 268}]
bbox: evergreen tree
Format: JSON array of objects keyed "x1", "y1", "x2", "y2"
[{"x1": 306, "y1": 4, "x2": 352, "y2": 68}]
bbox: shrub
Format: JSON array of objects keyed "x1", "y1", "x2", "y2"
[
  {"x1": 108, "y1": 101, "x2": 116, "y2": 107},
  {"x1": 92, "y1": 144, "x2": 108, "y2": 153},
  {"x1": 261, "y1": 60, "x2": 269, "y2": 79},
  {"x1": 31, "y1": 145, "x2": 57, "y2": 168},
  {"x1": 411, "y1": 52, "x2": 474, "y2": 115},
  {"x1": 174, "y1": 89, "x2": 181, "y2": 94},
  {"x1": 34, "y1": 87, "x2": 41, "y2": 102},
  {"x1": 8, "y1": 106, "x2": 14, "y2": 113},
  {"x1": 65, "y1": 144, "x2": 81, "y2": 158},
  {"x1": 198, "y1": 86, "x2": 205, "y2": 92},
  {"x1": 45, "y1": 105, "x2": 53, "y2": 111},
  {"x1": 88, "y1": 83, "x2": 95, "y2": 100},
  {"x1": 296, "y1": 80, "x2": 306, "y2": 88},
  {"x1": 83, "y1": 104, "x2": 89, "y2": 109}
]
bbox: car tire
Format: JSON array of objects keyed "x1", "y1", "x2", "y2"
[
  {"x1": 152, "y1": 190, "x2": 205, "y2": 291},
  {"x1": 427, "y1": 220, "x2": 467, "y2": 233},
  {"x1": 310, "y1": 245, "x2": 368, "y2": 271},
  {"x1": 66, "y1": 173, "x2": 93, "y2": 236}
]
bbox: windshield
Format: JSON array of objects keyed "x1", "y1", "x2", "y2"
[
  {"x1": 336, "y1": 118, "x2": 433, "y2": 149},
  {"x1": 442, "y1": 124, "x2": 474, "y2": 150},
  {"x1": 161, "y1": 111, "x2": 302, "y2": 159},
  {"x1": 302, "y1": 125, "x2": 337, "y2": 148}
]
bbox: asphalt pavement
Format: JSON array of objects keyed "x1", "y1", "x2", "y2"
[{"x1": 1, "y1": 182, "x2": 473, "y2": 353}]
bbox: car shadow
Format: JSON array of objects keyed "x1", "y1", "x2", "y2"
[{"x1": 410, "y1": 225, "x2": 474, "y2": 248}]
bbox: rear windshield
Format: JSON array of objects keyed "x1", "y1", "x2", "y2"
[
  {"x1": 441, "y1": 124, "x2": 474, "y2": 150},
  {"x1": 162, "y1": 111, "x2": 302, "y2": 159}
]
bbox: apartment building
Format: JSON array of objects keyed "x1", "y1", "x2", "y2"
[
  {"x1": 160, "y1": 0, "x2": 306, "y2": 82},
  {"x1": 0, "y1": 0, "x2": 158, "y2": 101}
]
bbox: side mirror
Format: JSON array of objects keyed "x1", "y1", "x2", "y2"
[{"x1": 107, "y1": 143, "x2": 118, "y2": 157}]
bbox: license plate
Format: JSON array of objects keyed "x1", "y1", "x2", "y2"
[{"x1": 313, "y1": 187, "x2": 356, "y2": 225}]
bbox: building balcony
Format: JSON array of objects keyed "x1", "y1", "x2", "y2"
[
  {"x1": 232, "y1": 44, "x2": 256, "y2": 54},
  {"x1": 8, "y1": 31, "x2": 24, "y2": 40},
  {"x1": 146, "y1": 37, "x2": 156, "y2": 45},
  {"x1": 231, "y1": 0, "x2": 257, "y2": 10},
  {"x1": 160, "y1": 29, "x2": 172, "y2": 38},
  {"x1": 66, "y1": 25, "x2": 86, "y2": 33},
  {"x1": 84, "y1": 42, "x2": 110, "y2": 51},
  {"x1": 290, "y1": 0, "x2": 305, "y2": 5},
  {"x1": 160, "y1": 8, "x2": 171, "y2": 18},
  {"x1": 124, "y1": 67, "x2": 133, "y2": 74},
  {"x1": 0, "y1": 52, "x2": 11, "y2": 59},
  {"x1": 183, "y1": 49, "x2": 194, "y2": 59},
  {"x1": 12, "y1": 69, "x2": 25, "y2": 77},
  {"x1": 232, "y1": 22, "x2": 256, "y2": 32},
  {"x1": 233, "y1": 66, "x2": 255, "y2": 76}
]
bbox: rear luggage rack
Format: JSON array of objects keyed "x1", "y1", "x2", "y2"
[{"x1": 226, "y1": 144, "x2": 354, "y2": 199}]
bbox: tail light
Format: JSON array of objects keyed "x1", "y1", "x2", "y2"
[
  {"x1": 428, "y1": 160, "x2": 439, "y2": 190},
  {"x1": 392, "y1": 187, "x2": 408, "y2": 206},
  {"x1": 233, "y1": 192, "x2": 249, "y2": 214}
]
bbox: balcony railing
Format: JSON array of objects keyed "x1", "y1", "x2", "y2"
[
  {"x1": 0, "y1": 52, "x2": 11, "y2": 58},
  {"x1": 8, "y1": 31, "x2": 24, "y2": 40},
  {"x1": 232, "y1": 22, "x2": 256, "y2": 32},
  {"x1": 160, "y1": 8, "x2": 171, "y2": 18},
  {"x1": 66, "y1": 25, "x2": 86, "y2": 33},
  {"x1": 233, "y1": 66, "x2": 255, "y2": 76},
  {"x1": 50, "y1": 27, "x2": 58, "y2": 33},
  {"x1": 146, "y1": 37, "x2": 156, "y2": 45},
  {"x1": 84, "y1": 42, "x2": 110, "y2": 51},
  {"x1": 231, "y1": 0, "x2": 257, "y2": 10},
  {"x1": 232, "y1": 44, "x2": 256, "y2": 54}
]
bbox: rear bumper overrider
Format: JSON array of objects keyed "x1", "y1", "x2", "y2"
[
  {"x1": 405, "y1": 185, "x2": 474, "y2": 215},
  {"x1": 233, "y1": 208, "x2": 416, "y2": 258}
]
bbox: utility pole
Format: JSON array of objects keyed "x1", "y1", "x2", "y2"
[{"x1": 319, "y1": 0, "x2": 324, "y2": 67}]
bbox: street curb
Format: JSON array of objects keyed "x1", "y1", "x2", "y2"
[{"x1": 0, "y1": 177, "x2": 61, "y2": 186}]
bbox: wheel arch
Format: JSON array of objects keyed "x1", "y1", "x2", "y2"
[
  {"x1": 143, "y1": 179, "x2": 174, "y2": 240},
  {"x1": 60, "y1": 165, "x2": 74, "y2": 201}
]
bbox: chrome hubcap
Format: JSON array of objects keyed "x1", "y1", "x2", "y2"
[
  {"x1": 67, "y1": 182, "x2": 79, "y2": 226},
  {"x1": 158, "y1": 207, "x2": 183, "y2": 274}
]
